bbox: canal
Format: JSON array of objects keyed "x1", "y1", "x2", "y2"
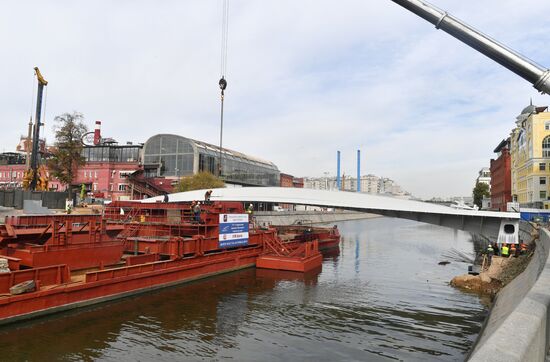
[{"x1": 0, "y1": 217, "x2": 487, "y2": 361}]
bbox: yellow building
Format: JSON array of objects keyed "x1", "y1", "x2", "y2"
[{"x1": 510, "y1": 103, "x2": 550, "y2": 207}]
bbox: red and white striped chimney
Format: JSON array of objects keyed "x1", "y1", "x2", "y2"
[{"x1": 93, "y1": 121, "x2": 101, "y2": 145}]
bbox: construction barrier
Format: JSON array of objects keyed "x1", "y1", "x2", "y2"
[{"x1": 0, "y1": 190, "x2": 67, "y2": 209}]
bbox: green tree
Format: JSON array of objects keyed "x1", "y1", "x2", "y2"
[
  {"x1": 176, "y1": 172, "x2": 225, "y2": 192},
  {"x1": 47, "y1": 112, "x2": 88, "y2": 198},
  {"x1": 472, "y1": 182, "x2": 490, "y2": 209}
]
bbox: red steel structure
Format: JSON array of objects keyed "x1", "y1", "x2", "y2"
[
  {"x1": 490, "y1": 138, "x2": 512, "y2": 211},
  {"x1": 0, "y1": 201, "x2": 338, "y2": 325}
]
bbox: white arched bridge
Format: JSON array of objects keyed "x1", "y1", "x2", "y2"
[{"x1": 144, "y1": 187, "x2": 520, "y2": 243}]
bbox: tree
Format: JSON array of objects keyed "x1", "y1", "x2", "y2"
[
  {"x1": 176, "y1": 172, "x2": 225, "y2": 192},
  {"x1": 47, "y1": 112, "x2": 88, "y2": 198},
  {"x1": 472, "y1": 182, "x2": 490, "y2": 209}
]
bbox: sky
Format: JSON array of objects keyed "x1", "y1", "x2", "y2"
[{"x1": 1, "y1": 0, "x2": 550, "y2": 199}]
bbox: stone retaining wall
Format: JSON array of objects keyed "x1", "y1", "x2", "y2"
[{"x1": 469, "y1": 223, "x2": 550, "y2": 361}]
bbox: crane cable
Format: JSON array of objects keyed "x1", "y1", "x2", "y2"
[
  {"x1": 29, "y1": 71, "x2": 36, "y2": 122},
  {"x1": 220, "y1": 0, "x2": 229, "y2": 79},
  {"x1": 218, "y1": 0, "x2": 229, "y2": 177}
]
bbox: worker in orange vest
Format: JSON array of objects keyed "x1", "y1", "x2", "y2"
[{"x1": 520, "y1": 243, "x2": 528, "y2": 255}]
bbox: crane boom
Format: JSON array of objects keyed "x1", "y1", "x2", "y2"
[
  {"x1": 28, "y1": 67, "x2": 48, "y2": 191},
  {"x1": 390, "y1": 0, "x2": 550, "y2": 94}
]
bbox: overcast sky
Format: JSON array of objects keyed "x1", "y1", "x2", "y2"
[{"x1": 1, "y1": 0, "x2": 549, "y2": 198}]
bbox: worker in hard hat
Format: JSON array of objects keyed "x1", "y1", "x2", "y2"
[
  {"x1": 501, "y1": 243, "x2": 510, "y2": 257},
  {"x1": 487, "y1": 244, "x2": 494, "y2": 265}
]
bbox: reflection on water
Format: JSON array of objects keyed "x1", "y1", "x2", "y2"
[{"x1": 0, "y1": 218, "x2": 486, "y2": 361}]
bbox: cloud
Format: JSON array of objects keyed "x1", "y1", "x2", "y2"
[{"x1": 1, "y1": 0, "x2": 549, "y2": 198}]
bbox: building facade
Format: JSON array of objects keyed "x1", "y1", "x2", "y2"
[
  {"x1": 70, "y1": 143, "x2": 142, "y2": 201},
  {"x1": 280, "y1": 173, "x2": 294, "y2": 188},
  {"x1": 510, "y1": 104, "x2": 550, "y2": 207},
  {"x1": 490, "y1": 138, "x2": 512, "y2": 211},
  {"x1": 303, "y1": 174, "x2": 409, "y2": 197},
  {"x1": 476, "y1": 167, "x2": 491, "y2": 187},
  {"x1": 142, "y1": 134, "x2": 280, "y2": 187},
  {"x1": 0, "y1": 124, "x2": 287, "y2": 202},
  {"x1": 0, "y1": 153, "x2": 27, "y2": 189}
]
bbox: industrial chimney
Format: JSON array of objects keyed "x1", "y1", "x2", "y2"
[
  {"x1": 93, "y1": 121, "x2": 102, "y2": 145},
  {"x1": 357, "y1": 149, "x2": 361, "y2": 192},
  {"x1": 337, "y1": 151, "x2": 341, "y2": 191}
]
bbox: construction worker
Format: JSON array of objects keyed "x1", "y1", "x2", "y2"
[
  {"x1": 190, "y1": 201, "x2": 196, "y2": 222},
  {"x1": 510, "y1": 243, "x2": 517, "y2": 257},
  {"x1": 204, "y1": 190, "x2": 212, "y2": 204},
  {"x1": 193, "y1": 201, "x2": 201, "y2": 223},
  {"x1": 487, "y1": 244, "x2": 494, "y2": 265},
  {"x1": 520, "y1": 242, "x2": 528, "y2": 255},
  {"x1": 246, "y1": 203, "x2": 255, "y2": 227},
  {"x1": 501, "y1": 243, "x2": 510, "y2": 257}
]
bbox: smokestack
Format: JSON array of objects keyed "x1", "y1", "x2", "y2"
[
  {"x1": 357, "y1": 149, "x2": 361, "y2": 192},
  {"x1": 337, "y1": 151, "x2": 341, "y2": 191},
  {"x1": 93, "y1": 121, "x2": 102, "y2": 145}
]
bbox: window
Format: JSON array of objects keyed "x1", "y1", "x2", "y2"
[
  {"x1": 84, "y1": 171, "x2": 87, "y2": 178},
  {"x1": 93, "y1": 183, "x2": 97, "y2": 191},
  {"x1": 119, "y1": 170, "x2": 134, "y2": 178},
  {"x1": 503, "y1": 224, "x2": 515, "y2": 234},
  {"x1": 543, "y1": 136, "x2": 550, "y2": 157},
  {"x1": 541, "y1": 177, "x2": 547, "y2": 185},
  {"x1": 540, "y1": 191, "x2": 547, "y2": 200},
  {"x1": 545, "y1": 121, "x2": 550, "y2": 130},
  {"x1": 118, "y1": 184, "x2": 127, "y2": 192},
  {"x1": 540, "y1": 163, "x2": 546, "y2": 171},
  {"x1": 94, "y1": 171, "x2": 98, "y2": 179}
]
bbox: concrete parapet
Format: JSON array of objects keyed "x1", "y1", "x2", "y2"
[
  {"x1": 254, "y1": 210, "x2": 378, "y2": 226},
  {"x1": 469, "y1": 224, "x2": 550, "y2": 361}
]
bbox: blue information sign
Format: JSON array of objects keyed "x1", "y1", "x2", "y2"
[{"x1": 218, "y1": 214, "x2": 249, "y2": 248}]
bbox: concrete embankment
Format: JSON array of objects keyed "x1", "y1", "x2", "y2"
[
  {"x1": 469, "y1": 223, "x2": 550, "y2": 361},
  {"x1": 254, "y1": 210, "x2": 378, "y2": 226}
]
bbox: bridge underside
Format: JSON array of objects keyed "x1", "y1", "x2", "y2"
[{"x1": 144, "y1": 187, "x2": 519, "y2": 242}]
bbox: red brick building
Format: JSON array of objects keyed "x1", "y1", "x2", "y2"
[
  {"x1": 292, "y1": 177, "x2": 304, "y2": 188},
  {"x1": 280, "y1": 173, "x2": 294, "y2": 188},
  {"x1": 0, "y1": 121, "x2": 143, "y2": 201},
  {"x1": 490, "y1": 138, "x2": 512, "y2": 211}
]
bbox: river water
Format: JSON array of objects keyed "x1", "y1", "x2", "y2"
[{"x1": 0, "y1": 218, "x2": 487, "y2": 361}]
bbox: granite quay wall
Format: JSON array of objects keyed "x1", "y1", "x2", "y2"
[{"x1": 469, "y1": 222, "x2": 550, "y2": 361}]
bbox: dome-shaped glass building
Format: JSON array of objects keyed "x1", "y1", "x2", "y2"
[{"x1": 142, "y1": 134, "x2": 280, "y2": 187}]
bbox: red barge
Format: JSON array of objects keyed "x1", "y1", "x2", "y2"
[{"x1": 0, "y1": 201, "x2": 340, "y2": 325}]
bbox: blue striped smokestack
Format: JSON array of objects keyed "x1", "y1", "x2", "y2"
[
  {"x1": 337, "y1": 151, "x2": 341, "y2": 190},
  {"x1": 357, "y1": 149, "x2": 361, "y2": 192}
]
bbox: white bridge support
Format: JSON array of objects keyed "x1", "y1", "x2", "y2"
[{"x1": 144, "y1": 187, "x2": 519, "y2": 242}]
